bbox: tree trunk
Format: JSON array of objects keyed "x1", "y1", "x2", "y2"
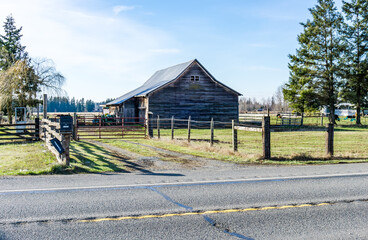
[{"x1": 356, "y1": 106, "x2": 361, "y2": 125}]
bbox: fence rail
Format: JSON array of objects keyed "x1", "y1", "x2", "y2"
[
  {"x1": 75, "y1": 115, "x2": 147, "y2": 140},
  {"x1": 148, "y1": 115, "x2": 335, "y2": 160},
  {"x1": 40, "y1": 118, "x2": 72, "y2": 165},
  {"x1": 0, "y1": 120, "x2": 39, "y2": 144}
]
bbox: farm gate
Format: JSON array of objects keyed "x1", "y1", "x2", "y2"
[
  {"x1": 75, "y1": 115, "x2": 146, "y2": 140},
  {"x1": 0, "y1": 119, "x2": 40, "y2": 144}
]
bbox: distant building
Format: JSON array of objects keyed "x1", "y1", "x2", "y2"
[{"x1": 106, "y1": 59, "x2": 241, "y2": 122}]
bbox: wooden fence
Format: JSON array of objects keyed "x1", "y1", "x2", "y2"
[
  {"x1": 149, "y1": 116, "x2": 335, "y2": 160},
  {"x1": 40, "y1": 118, "x2": 72, "y2": 166},
  {"x1": 0, "y1": 119, "x2": 39, "y2": 144}
]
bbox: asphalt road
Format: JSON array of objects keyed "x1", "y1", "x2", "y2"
[{"x1": 1, "y1": 163, "x2": 368, "y2": 239}]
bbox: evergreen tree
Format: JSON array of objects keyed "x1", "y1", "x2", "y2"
[
  {"x1": 85, "y1": 100, "x2": 95, "y2": 112},
  {"x1": 340, "y1": 0, "x2": 368, "y2": 124},
  {"x1": 284, "y1": 0, "x2": 345, "y2": 124},
  {"x1": 0, "y1": 15, "x2": 27, "y2": 69},
  {"x1": 0, "y1": 15, "x2": 29, "y2": 122}
]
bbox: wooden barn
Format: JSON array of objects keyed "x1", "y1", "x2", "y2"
[{"x1": 106, "y1": 59, "x2": 241, "y2": 122}]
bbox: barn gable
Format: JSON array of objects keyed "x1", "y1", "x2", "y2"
[
  {"x1": 106, "y1": 59, "x2": 241, "y2": 122},
  {"x1": 106, "y1": 59, "x2": 240, "y2": 106},
  {"x1": 148, "y1": 61, "x2": 240, "y2": 121}
]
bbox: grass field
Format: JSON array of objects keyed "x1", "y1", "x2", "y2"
[
  {"x1": 1, "y1": 123, "x2": 367, "y2": 176},
  {"x1": 0, "y1": 141, "x2": 132, "y2": 176},
  {"x1": 0, "y1": 142, "x2": 57, "y2": 175},
  {"x1": 136, "y1": 126, "x2": 368, "y2": 164}
]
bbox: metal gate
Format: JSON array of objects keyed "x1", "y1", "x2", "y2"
[{"x1": 76, "y1": 115, "x2": 146, "y2": 140}]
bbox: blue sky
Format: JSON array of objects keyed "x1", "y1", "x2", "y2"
[{"x1": 0, "y1": 0, "x2": 336, "y2": 102}]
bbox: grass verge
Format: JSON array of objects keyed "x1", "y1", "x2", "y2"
[{"x1": 0, "y1": 140, "x2": 133, "y2": 176}]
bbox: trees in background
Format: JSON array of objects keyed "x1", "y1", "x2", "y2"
[
  {"x1": 339, "y1": 0, "x2": 368, "y2": 124},
  {"x1": 284, "y1": 0, "x2": 368, "y2": 125},
  {"x1": 284, "y1": 0, "x2": 345, "y2": 124},
  {"x1": 0, "y1": 15, "x2": 65, "y2": 122}
]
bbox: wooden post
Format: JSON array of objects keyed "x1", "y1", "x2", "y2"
[
  {"x1": 43, "y1": 94, "x2": 47, "y2": 119},
  {"x1": 35, "y1": 118, "x2": 40, "y2": 140},
  {"x1": 262, "y1": 116, "x2": 271, "y2": 159},
  {"x1": 321, "y1": 114, "x2": 324, "y2": 126},
  {"x1": 37, "y1": 104, "x2": 40, "y2": 119},
  {"x1": 61, "y1": 133, "x2": 71, "y2": 166},
  {"x1": 232, "y1": 120, "x2": 238, "y2": 152},
  {"x1": 157, "y1": 115, "x2": 160, "y2": 139},
  {"x1": 73, "y1": 112, "x2": 77, "y2": 141},
  {"x1": 301, "y1": 112, "x2": 304, "y2": 126},
  {"x1": 326, "y1": 123, "x2": 334, "y2": 157},
  {"x1": 99, "y1": 116, "x2": 101, "y2": 139},
  {"x1": 148, "y1": 112, "x2": 153, "y2": 138},
  {"x1": 187, "y1": 116, "x2": 191, "y2": 143},
  {"x1": 210, "y1": 118, "x2": 214, "y2": 147},
  {"x1": 171, "y1": 116, "x2": 174, "y2": 140}
]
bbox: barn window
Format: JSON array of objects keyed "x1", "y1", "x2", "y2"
[{"x1": 190, "y1": 76, "x2": 200, "y2": 81}]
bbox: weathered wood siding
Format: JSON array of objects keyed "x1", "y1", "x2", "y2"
[{"x1": 148, "y1": 63, "x2": 239, "y2": 122}]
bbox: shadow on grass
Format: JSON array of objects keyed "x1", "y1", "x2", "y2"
[{"x1": 68, "y1": 141, "x2": 184, "y2": 176}]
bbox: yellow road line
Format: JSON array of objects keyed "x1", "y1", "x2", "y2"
[{"x1": 79, "y1": 202, "x2": 333, "y2": 223}]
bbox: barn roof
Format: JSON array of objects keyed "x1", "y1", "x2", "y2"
[{"x1": 106, "y1": 59, "x2": 241, "y2": 106}]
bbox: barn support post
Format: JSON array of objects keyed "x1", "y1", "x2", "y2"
[
  {"x1": 171, "y1": 116, "x2": 174, "y2": 140},
  {"x1": 187, "y1": 116, "x2": 191, "y2": 143},
  {"x1": 326, "y1": 123, "x2": 334, "y2": 157},
  {"x1": 262, "y1": 116, "x2": 271, "y2": 159},
  {"x1": 148, "y1": 112, "x2": 153, "y2": 138},
  {"x1": 157, "y1": 115, "x2": 160, "y2": 139},
  {"x1": 210, "y1": 118, "x2": 214, "y2": 147},
  {"x1": 43, "y1": 94, "x2": 47, "y2": 119},
  {"x1": 232, "y1": 120, "x2": 238, "y2": 152}
]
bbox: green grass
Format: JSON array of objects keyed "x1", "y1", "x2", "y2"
[
  {"x1": 0, "y1": 142, "x2": 57, "y2": 175},
  {"x1": 135, "y1": 126, "x2": 368, "y2": 164},
  {"x1": 66, "y1": 141, "x2": 131, "y2": 173},
  {"x1": 98, "y1": 139, "x2": 160, "y2": 157},
  {"x1": 0, "y1": 140, "x2": 134, "y2": 175}
]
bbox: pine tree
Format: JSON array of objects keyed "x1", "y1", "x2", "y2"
[
  {"x1": 284, "y1": 0, "x2": 345, "y2": 124},
  {"x1": 340, "y1": 0, "x2": 368, "y2": 124},
  {"x1": 0, "y1": 15, "x2": 27, "y2": 69}
]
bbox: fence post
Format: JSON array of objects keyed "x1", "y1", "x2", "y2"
[
  {"x1": 61, "y1": 133, "x2": 71, "y2": 166},
  {"x1": 210, "y1": 118, "x2": 214, "y2": 147},
  {"x1": 187, "y1": 116, "x2": 191, "y2": 143},
  {"x1": 321, "y1": 114, "x2": 324, "y2": 126},
  {"x1": 99, "y1": 116, "x2": 102, "y2": 139},
  {"x1": 35, "y1": 118, "x2": 40, "y2": 140},
  {"x1": 73, "y1": 112, "x2": 77, "y2": 141},
  {"x1": 262, "y1": 116, "x2": 271, "y2": 159},
  {"x1": 232, "y1": 120, "x2": 238, "y2": 152},
  {"x1": 43, "y1": 94, "x2": 47, "y2": 119},
  {"x1": 171, "y1": 116, "x2": 174, "y2": 140},
  {"x1": 326, "y1": 123, "x2": 334, "y2": 157},
  {"x1": 157, "y1": 115, "x2": 160, "y2": 139},
  {"x1": 148, "y1": 112, "x2": 153, "y2": 138}
]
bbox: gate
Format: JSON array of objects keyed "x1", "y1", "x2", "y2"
[
  {"x1": 0, "y1": 119, "x2": 40, "y2": 144},
  {"x1": 76, "y1": 115, "x2": 146, "y2": 140}
]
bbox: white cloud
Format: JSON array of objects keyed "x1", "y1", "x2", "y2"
[
  {"x1": 0, "y1": 0, "x2": 179, "y2": 101},
  {"x1": 113, "y1": 5, "x2": 135, "y2": 15}
]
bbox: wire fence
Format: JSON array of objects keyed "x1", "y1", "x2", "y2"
[{"x1": 147, "y1": 115, "x2": 368, "y2": 161}]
